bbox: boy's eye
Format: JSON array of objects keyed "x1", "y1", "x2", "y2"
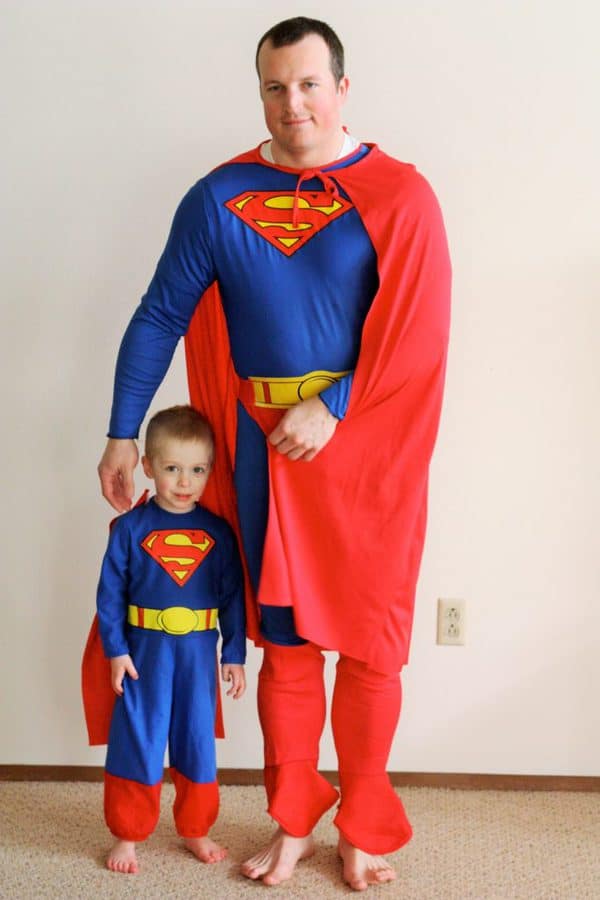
[
  {"x1": 166, "y1": 465, "x2": 178, "y2": 472},
  {"x1": 193, "y1": 466, "x2": 206, "y2": 475}
]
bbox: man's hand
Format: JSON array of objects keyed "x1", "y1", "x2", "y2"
[
  {"x1": 98, "y1": 438, "x2": 139, "y2": 512},
  {"x1": 110, "y1": 654, "x2": 139, "y2": 695},
  {"x1": 267, "y1": 395, "x2": 338, "y2": 462},
  {"x1": 222, "y1": 664, "x2": 246, "y2": 699}
]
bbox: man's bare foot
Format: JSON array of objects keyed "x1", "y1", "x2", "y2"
[
  {"x1": 241, "y1": 826, "x2": 314, "y2": 885},
  {"x1": 183, "y1": 835, "x2": 227, "y2": 863},
  {"x1": 338, "y1": 834, "x2": 396, "y2": 891},
  {"x1": 106, "y1": 839, "x2": 138, "y2": 874}
]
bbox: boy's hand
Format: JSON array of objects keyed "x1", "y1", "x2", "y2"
[
  {"x1": 221, "y1": 664, "x2": 246, "y2": 699},
  {"x1": 110, "y1": 654, "x2": 139, "y2": 695}
]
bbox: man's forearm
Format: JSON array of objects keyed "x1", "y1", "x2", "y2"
[{"x1": 319, "y1": 370, "x2": 354, "y2": 420}]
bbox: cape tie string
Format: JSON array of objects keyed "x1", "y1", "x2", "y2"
[{"x1": 292, "y1": 169, "x2": 340, "y2": 227}]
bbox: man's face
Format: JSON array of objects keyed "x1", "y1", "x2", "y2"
[{"x1": 258, "y1": 34, "x2": 349, "y2": 166}]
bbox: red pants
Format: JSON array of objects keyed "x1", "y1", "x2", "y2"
[
  {"x1": 258, "y1": 641, "x2": 413, "y2": 854},
  {"x1": 104, "y1": 769, "x2": 219, "y2": 841}
]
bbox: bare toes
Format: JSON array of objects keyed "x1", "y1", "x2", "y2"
[{"x1": 241, "y1": 828, "x2": 314, "y2": 883}]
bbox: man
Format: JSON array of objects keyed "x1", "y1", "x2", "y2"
[{"x1": 98, "y1": 16, "x2": 451, "y2": 891}]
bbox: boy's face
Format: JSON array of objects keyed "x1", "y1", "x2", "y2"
[{"x1": 142, "y1": 437, "x2": 213, "y2": 514}]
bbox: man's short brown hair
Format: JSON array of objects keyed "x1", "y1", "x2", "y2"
[
  {"x1": 144, "y1": 405, "x2": 215, "y2": 461},
  {"x1": 256, "y1": 16, "x2": 345, "y2": 85}
]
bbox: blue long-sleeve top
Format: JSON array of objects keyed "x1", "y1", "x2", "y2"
[
  {"x1": 108, "y1": 145, "x2": 379, "y2": 437},
  {"x1": 96, "y1": 498, "x2": 246, "y2": 664}
]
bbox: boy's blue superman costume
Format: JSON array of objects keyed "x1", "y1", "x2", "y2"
[
  {"x1": 83, "y1": 143, "x2": 451, "y2": 838},
  {"x1": 95, "y1": 497, "x2": 245, "y2": 839}
]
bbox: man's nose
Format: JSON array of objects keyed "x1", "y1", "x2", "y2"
[{"x1": 283, "y1": 86, "x2": 302, "y2": 113}]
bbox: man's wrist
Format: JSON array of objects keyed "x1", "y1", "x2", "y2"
[{"x1": 316, "y1": 392, "x2": 340, "y2": 421}]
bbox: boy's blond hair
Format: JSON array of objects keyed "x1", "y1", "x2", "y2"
[{"x1": 144, "y1": 405, "x2": 215, "y2": 461}]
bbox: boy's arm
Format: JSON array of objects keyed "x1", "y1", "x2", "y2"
[
  {"x1": 110, "y1": 655, "x2": 139, "y2": 695},
  {"x1": 221, "y1": 663, "x2": 246, "y2": 699},
  {"x1": 217, "y1": 527, "x2": 246, "y2": 666},
  {"x1": 96, "y1": 518, "x2": 131, "y2": 659}
]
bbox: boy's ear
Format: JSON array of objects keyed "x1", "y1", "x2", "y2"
[{"x1": 141, "y1": 455, "x2": 153, "y2": 479}]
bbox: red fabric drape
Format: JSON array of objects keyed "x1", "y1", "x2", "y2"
[{"x1": 184, "y1": 144, "x2": 451, "y2": 674}]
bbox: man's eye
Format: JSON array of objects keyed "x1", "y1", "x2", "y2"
[
  {"x1": 304, "y1": 82, "x2": 317, "y2": 89},
  {"x1": 266, "y1": 85, "x2": 280, "y2": 93}
]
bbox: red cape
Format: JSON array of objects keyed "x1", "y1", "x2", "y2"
[
  {"x1": 185, "y1": 144, "x2": 451, "y2": 674},
  {"x1": 82, "y1": 492, "x2": 225, "y2": 745}
]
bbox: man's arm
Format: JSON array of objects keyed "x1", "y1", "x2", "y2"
[
  {"x1": 98, "y1": 181, "x2": 216, "y2": 509},
  {"x1": 268, "y1": 394, "x2": 339, "y2": 462},
  {"x1": 266, "y1": 368, "x2": 355, "y2": 462},
  {"x1": 98, "y1": 438, "x2": 139, "y2": 512}
]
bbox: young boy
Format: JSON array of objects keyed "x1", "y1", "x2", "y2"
[{"x1": 96, "y1": 405, "x2": 246, "y2": 874}]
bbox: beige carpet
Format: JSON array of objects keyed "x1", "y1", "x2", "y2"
[{"x1": 0, "y1": 782, "x2": 598, "y2": 899}]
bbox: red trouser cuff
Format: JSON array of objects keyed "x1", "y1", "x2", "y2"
[
  {"x1": 170, "y1": 769, "x2": 219, "y2": 838},
  {"x1": 104, "y1": 772, "x2": 161, "y2": 841},
  {"x1": 265, "y1": 761, "x2": 339, "y2": 837},
  {"x1": 334, "y1": 773, "x2": 413, "y2": 854}
]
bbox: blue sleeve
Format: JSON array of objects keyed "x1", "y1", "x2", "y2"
[
  {"x1": 217, "y1": 528, "x2": 246, "y2": 665},
  {"x1": 319, "y1": 371, "x2": 354, "y2": 419},
  {"x1": 96, "y1": 518, "x2": 131, "y2": 658},
  {"x1": 108, "y1": 181, "x2": 217, "y2": 438}
]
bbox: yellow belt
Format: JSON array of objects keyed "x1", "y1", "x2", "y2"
[
  {"x1": 243, "y1": 368, "x2": 350, "y2": 409},
  {"x1": 127, "y1": 605, "x2": 218, "y2": 635}
]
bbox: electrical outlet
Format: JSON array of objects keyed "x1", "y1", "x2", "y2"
[{"x1": 437, "y1": 598, "x2": 465, "y2": 645}]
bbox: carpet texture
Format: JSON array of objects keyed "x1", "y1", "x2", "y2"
[{"x1": 0, "y1": 782, "x2": 598, "y2": 898}]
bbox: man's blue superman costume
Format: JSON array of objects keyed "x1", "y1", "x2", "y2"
[
  {"x1": 83, "y1": 142, "x2": 451, "y2": 853},
  {"x1": 96, "y1": 498, "x2": 245, "y2": 840}
]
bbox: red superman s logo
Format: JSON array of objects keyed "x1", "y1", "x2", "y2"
[
  {"x1": 141, "y1": 530, "x2": 215, "y2": 586},
  {"x1": 224, "y1": 191, "x2": 353, "y2": 256}
]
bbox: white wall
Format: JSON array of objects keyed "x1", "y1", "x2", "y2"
[{"x1": 2, "y1": 0, "x2": 598, "y2": 775}]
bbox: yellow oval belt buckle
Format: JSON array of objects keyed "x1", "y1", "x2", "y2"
[
  {"x1": 157, "y1": 606, "x2": 199, "y2": 635},
  {"x1": 297, "y1": 372, "x2": 340, "y2": 402}
]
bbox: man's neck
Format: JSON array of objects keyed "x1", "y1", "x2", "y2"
[
  {"x1": 264, "y1": 132, "x2": 359, "y2": 169},
  {"x1": 271, "y1": 145, "x2": 342, "y2": 170}
]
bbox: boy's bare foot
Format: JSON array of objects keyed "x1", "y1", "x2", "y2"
[
  {"x1": 241, "y1": 826, "x2": 314, "y2": 885},
  {"x1": 183, "y1": 836, "x2": 227, "y2": 863},
  {"x1": 338, "y1": 834, "x2": 396, "y2": 891},
  {"x1": 106, "y1": 839, "x2": 139, "y2": 874}
]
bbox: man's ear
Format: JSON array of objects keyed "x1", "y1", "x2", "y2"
[{"x1": 337, "y1": 75, "x2": 350, "y2": 102}]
